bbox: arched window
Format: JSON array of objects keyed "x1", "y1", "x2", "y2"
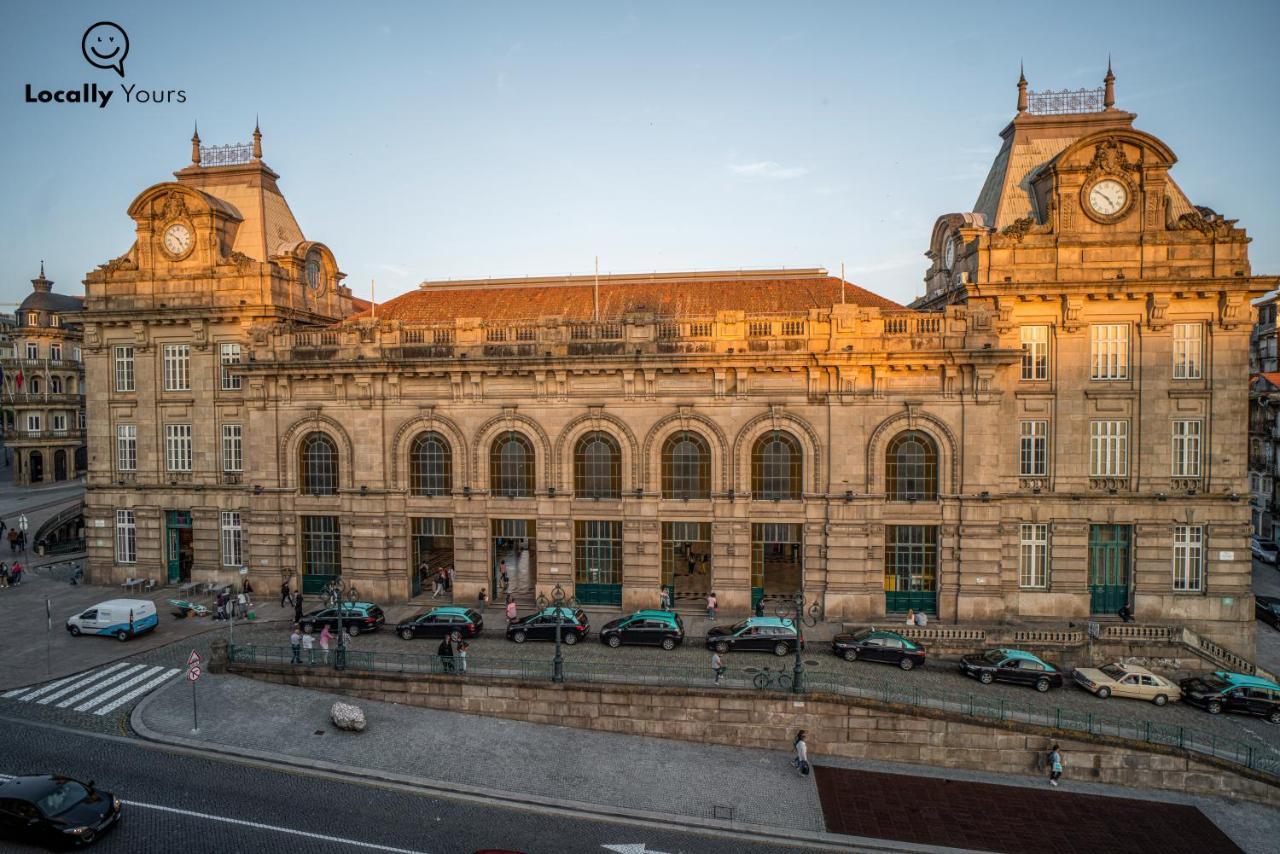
[
  {"x1": 752, "y1": 431, "x2": 802, "y2": 500},
  {"x1": 51, "y1": 377, "x2": 62, "y2": 394},
  {"x1": 300, "y1": 432, "x2": 339, "y2": 496},
  {"x1": 30, "y1": 377, "x2": 40, "y2": 394},
  {"x1": 491, "y1": 432, "x2": 535, "y2": 497},
  {"x1": 661, "y1": 432, "x2": 711, "y2": 499},
  {"x1": 574, "y1": 432, "x2": 621, "y2": 499},
  {"x1": 409, "y1": 431, "x2": 452, "y2": 496},
  {"x1": 886, "y1": 431, "x2": 938, "y2": 501}
]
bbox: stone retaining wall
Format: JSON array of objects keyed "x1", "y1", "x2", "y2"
[{"x1": 215, "y1": 648, "x2": 1278, "y2": 805}]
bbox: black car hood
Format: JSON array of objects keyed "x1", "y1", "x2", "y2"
[
  {"x1": 960, "y1": 654, "x2": 990, "y2": 666},
  {"x1": 602, "y1": 618, "x2": 624, "y2": 631},
  {"x1": 49, "y1": 794, "x2": 111, "y2": 828}
]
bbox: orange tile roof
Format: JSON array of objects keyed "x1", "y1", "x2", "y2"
[
  {"x1": 1255, "y1": 371, "x2": 1280, "y2": 390},
  {"x1": 343, "y1": 273, "x2": 902, "y2": 325},
  {"x1": 349, "y1": 296, "x2": 373, "y2": 312}
]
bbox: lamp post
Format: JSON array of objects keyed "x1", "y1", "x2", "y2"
[
  {"x1": 335, "y1": 586, "x2": 357, "y2": 671},
  {"x1": 775, "y1": 590, "x2": 821, "y2": 694},
  {"x1": 535, "y1": 582, "x2": 577, "y2": 684}
]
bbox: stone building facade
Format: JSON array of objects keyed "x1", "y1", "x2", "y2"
[
  {"x1": 1248, "y1": 293, "x2": 1279, "y2": 542},
  {"x1": 1, "y1": 265, "x2": 86, "y2": 484},
  {"x1": 78, "y1": 74, "x2": 1274, "y2": 653}
]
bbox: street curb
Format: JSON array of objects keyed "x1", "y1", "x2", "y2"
[{"x1": 128, "y1": 678, "x2": 976, "y2": 854}]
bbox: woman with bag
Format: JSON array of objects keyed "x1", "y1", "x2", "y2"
[{"x1": 792, "y1": 730, "x2": 810, "y2": 776}]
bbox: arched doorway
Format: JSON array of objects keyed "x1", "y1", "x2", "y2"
[
  {"x1": 29, "y1": 451, "x2": 44, "y2": 483},
  {"x1": 54, "y1": 450, "x2": 67, "y2": 481},
  {"x1": 74, "y1": 447, "x2": 87, "y2": 474}
]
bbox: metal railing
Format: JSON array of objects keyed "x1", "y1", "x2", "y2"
[
  {"x1": 228, "y1": 643, "x2": 1280, "y2": 778},
  {"x1": 1027, "y1": 87, "x2": 1105, "y2": 115}
]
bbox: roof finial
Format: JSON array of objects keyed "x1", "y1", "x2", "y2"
[
  {"x1": 1016, "y1": 61, "x2": 1029, "y2": 113},
  {"x1": 191, "y1": 121, "x2": 201, "y2": 165},
  {"x1": 39, "y1": 259, "x2": 45, "y2": 278},
  {"x1": 1103, "y1": 55, "x2": 1116, "y2": 109},
  {"x1": 252, "y1": 116, "x2": 262, "y2": 160}
]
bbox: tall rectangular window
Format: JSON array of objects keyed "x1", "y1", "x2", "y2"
[
  {"x1": 52, "y1": 414, "x2": 67, "y2": 432},
  {"x1": 50, "y1": 343, "x2": 62, "y2": 361},
  {"x1": 1019, "y1": 420, "x2": 1048, "y2": 476},
  {"x1": 116, "y1": 424, "x2": 137, "y2": 471},
  {"x1": 220, "y1": 343, "x2": 242, "y2": 390},
  {"x1": 165, "y1": 424, "x2": 192, "y2": 472},
  {"x1": 1172, "y1": 322, "x2": 1203, "y2": 379},
  {"x1": 25, "y1": 343, "x2": 38, "y2": 360},
  {"x1": 25, "y1": 414, "x2": 41, "y2": 432},
  {"x1": 301, "y1": 516, "x2": 341, "y2": 579},
  {"x1": 1173, "y1": 525, "x2": 1204, "y2": 592},
  {"x1": 115, "y1": 510, "x2": 136, "y2": 564},
  {"x1": 1172, "y1": 420, "x2": 1202, "y2": 477},
  {"x1": 1019, "y1": 523, "x2": 1049, "y2": 588},
  {"x1": 114, "y1": 346, "x2": 135, "y2": 392},
  {"x1": 1020, "y1": 325, "x2": 1049, "y2": 381},
  {"x1": 574, "y1": 520, "x2": 623, "y2": 590},
  {"x1": 1090, "y1": 324, "x2": 1129, "y2": 380},
  {"x1": 1090, "y1": 420, "x2": 1129, "y2": 477},
  {"x1": 163, "y1": 344, "x2": 190, "y2": 391},
  {"x1": 220, "y1": 511, "x2": 243, "y2": 567},
  {"x1": 222, "y1": 424, "x2": 243, "y2": 472}
]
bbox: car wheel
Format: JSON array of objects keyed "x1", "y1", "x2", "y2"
[
  {"x1": 115, "y1": 630, "x2": 130, "y2": 642},
  {"x1": 564, "y1": 632, "x2": 579, "y2": 646},
  {"x1": 347, "y1": 624, "x2": 361, "y2": 637},
  {"x1": 1153, "y1": 694, "x2": 1168, "y2": 707},
  {"x1": 399, "y1": 628, "x2": 414, "y2": 641},
  {"x1": 607, "y1": 635, "x2": 622, "y2": 648},
  {"x1": 1096, "y1": 686, "x2": 1110, "y2": 699},
  {"x1": 774, "y1": 642, "x2": 790, "y2": 657},
  {"x1": 715, "y1": 641, "x2": 729, "y2": 654},
  {"x1": 68, "y1": 626, "x2": 81, "y2": 637},
  {"x1": 661, "y1": 637, "x2": 676, "y2": 651},
  {"x1": 899, "y1": 657, "x2": 915, "y2": 671},
  {"x1": 843, "y1": 648, "x2": 858, "y2": 662},
  {"x1": 1207, "y1": 700, "x2": 1223, "y2": 715},
  {"x1": 512, "y1": 630, "x2": 526, "y2": 643},
  {"x1": 979, "y1": 671, "x2": 994, "y2": 685},
  {"x1": 1035, "y1": 678, "x2": 1051, "y2": 693},
  {"x1": 1268, "y1": 709, "x2": 1280, "y2": 725}
]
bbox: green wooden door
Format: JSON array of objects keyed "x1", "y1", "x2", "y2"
[
  {"x1": 1089, "y1": 524, "x2": 1131, "y2": 614},
  {"x1": 166, "y1": 510, "x2": 193, "y2": 584}
]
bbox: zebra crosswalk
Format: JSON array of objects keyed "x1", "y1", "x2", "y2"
[{"x1": 2, "y1": 662, "x2": 181, "y2": 716}]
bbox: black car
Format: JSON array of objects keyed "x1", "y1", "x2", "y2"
[
  {"x1": 397, "y1": 606, "x2": 484, "y2": 640},
  {"x1": 0, "y1": 775, "x2": 121, "y2": 847},
  {"x1": 298, "y1": 602, "x2": 386, "y2": 636},
  {"x1": 959, "y1": 648, "x2": 1064, "y2": 692},
  {"x1": 506, "y1": 607, "x2": 590, "y2": 644},
  {"x1": 598, "y1": 610, "x2": 684, "y2": 650},
  {"x1": 832, "y1": 629, "x2": 927, "y2": 670},
  {"x1": 1179, "y1": 671, "x2": 1280, "y2": 723},
  {"x1": 705, "y1": 617, "x2": 803, "y2": 656},
  {"x1": 1256, "y1": 595, "x2": 1280, "y2": 630}
]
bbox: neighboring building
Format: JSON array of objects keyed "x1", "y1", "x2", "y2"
[
  {"x1": 0, "y1": 264, "x2": 86, "y2": 484},
  {"x1": 79, "y1": 71, "x2": 1274, "y2": 653},
  {"x1": 1249, "y1": 292, "x2": 1279, "y2": 541}
]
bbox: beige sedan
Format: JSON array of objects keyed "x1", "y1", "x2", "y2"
[{"x1": 1071, "y1": 662, "x2": 1182, "y2": 706}]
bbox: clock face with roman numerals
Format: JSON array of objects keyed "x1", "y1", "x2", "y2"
[
  {"x1": 1088, "y1": 179, "x2": 1128, "y2": 216},
  {"x1": 162, "y1": 222, "x2": 193, "y2": 258}
]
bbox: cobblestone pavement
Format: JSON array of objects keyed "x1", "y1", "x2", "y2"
[{"x1": 1254, "y1": 558, "x2": 1280, "y2": 675}]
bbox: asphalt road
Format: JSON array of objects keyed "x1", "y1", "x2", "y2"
[{"x1": 0, "y1": 717, "x2": 818, "y2": 854}]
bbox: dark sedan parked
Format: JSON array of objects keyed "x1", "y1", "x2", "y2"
[
  {"x1": 298, "y1": 602, "x2": 386, "y2": 636},
  {"x1": 0, "y1": 775, "x2": 121, "y2": 847},
  {"x1": 1256, "y1": 595, "x2": 1280, "y2": 630},
  {"x1": 506, "y1": 607, "x2": 590, "y2": 644},
  {"x1": 832, "y1": 629, "x2": 927, "y2": 670},
  {"x1": 397, "y1": 606, "x2": 484, "y2": 640},
  {"x1": 705, "y1": 617, "x2": 803, "y2": 656},
  {"x1": 959, "y1": 648, "x2": 1064, "y2": 692}
]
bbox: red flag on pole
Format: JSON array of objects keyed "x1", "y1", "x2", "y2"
[{"x1": 14, "y1": 367, "x2": 23, "y2": 389}]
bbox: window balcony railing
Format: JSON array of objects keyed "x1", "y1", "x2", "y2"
[
  {"x1": 1018, "y1": 477, "x2": 1049, "y2": 492},
  {"x1": 221, "y1": 472, "x2": 243, "y2": 485},
  {"x1": 1088, "y1": 476, "x2": 1129, "y2": 492},
  {"x1": 2, "y1": 428, "x2": 86, "y2": 441},
  {"x1": 1170, "y1": 477, "x2": 1203, "y2": 493}
]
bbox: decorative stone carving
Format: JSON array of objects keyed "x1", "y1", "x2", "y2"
[
  {"x1": 999, "y1": 215, "x2": 1037, "y2": 242},
  {"x1": 158, "y1": 190, "x2": 188, "y2": 222},
  {"x1": 100, "y1": 251, "x2": 138, "y2": 273},
  {"x1": 1085, "y1": 137, "x2": 1139, "y2": 180},
  {"x1": 1146, "y1": 293, "x2": 1170, "y2": 330},
  {"x1": 1178, "y1": 206, "x2": 1236, "y2": 238}
]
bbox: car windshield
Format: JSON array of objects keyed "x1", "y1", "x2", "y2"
[
  {"x1": 34, "y1": 780, "x2": 89, "y2": 817},
  {"x1": 851, "y1": 629, "x2": 872, "y2": 641},
  {"x1": 1100, "y1": 664, "x2": 1127, "y2": 680},
  {"x1": 981, "y1": 650, "x2": 1005, "y2": 664},
  {"x1": 728, "y1": 621, "x2": 751, "y2": 634},
  {"x1": 1200, "y1": 674, "x2": 1233, "y2": 691}
]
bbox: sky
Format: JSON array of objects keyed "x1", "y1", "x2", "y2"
[{"x1": 1, "y1": 0, "x2": 1278, "y2": 310}]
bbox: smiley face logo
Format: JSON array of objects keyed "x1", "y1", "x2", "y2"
[{"x1": 81, "y1": 22, "x2": 129, "y2": 77}]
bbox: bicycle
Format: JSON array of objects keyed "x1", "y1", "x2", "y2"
[{"x1": 752, "y1": 667, "x2": 793, "y2": 692}]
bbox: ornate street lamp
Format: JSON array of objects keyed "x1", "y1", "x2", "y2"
[
  {"x1": 775, "y1": 591, "x2": 821, "y2": 693},
  {"x1": 535, "y1": 582, "x2": 578, "y2": 683}
]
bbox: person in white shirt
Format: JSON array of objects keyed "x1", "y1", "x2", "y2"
[{"x1": 792, "y1": 730, "x2": 809, "y2": 774}]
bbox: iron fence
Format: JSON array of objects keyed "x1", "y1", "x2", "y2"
[{"x1": 228, "y1": 643, "x2": 1280, "y2": 778}]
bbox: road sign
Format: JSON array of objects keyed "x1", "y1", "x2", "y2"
[
  {"x1": 239, "y1": 566, "x2": 248, "y2": 575},
  {"x1": 187, "y1": 666, "x2": 202, "y2": 682},
  {"x1": 187, "y1": 649, "x2": 203, "y2": 667}
]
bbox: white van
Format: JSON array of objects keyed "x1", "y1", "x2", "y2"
[{"x1": 66, "y1": 599, "x2": 159, "y2": 642}]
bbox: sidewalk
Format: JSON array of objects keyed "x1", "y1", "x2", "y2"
[{"x1": 131, "y1": 672, "x2": 1280, "y2": 852}]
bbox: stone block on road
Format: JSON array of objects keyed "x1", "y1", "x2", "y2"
[{"x1": 330, "y1": 701, "x2": 367, "y2": 732}]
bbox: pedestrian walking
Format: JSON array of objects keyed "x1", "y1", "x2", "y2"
[
  {"x1": 8, "y1": 561, "x2": 20, "y2": 586},
  {"x1": 0, "y1": 562, "x2": 9, "y2": 589},
  {"x1": 280, "y1": 580, "x2": 292, "y2": 608},
  {"x1": 214, "y1": 591, "x2": 228, "y2": 621},
  {"x1": 659, "y1": 588, "x2": 671, "y2": 610},
  {"x1": 432, "y1": 571, "x2": 444, "y2": 599},
  {"x1": 443, "y1": 565, "x2": 453, "y2": 592},
  {"x1": 294, "y1": 593, "x2": 304, "y2": 624},
  {"x1": 792, "y1": 730, "x2": 810, "y2": 776},
  {"x1": 319, "y1": 624, "x2": 332, "y2": 664},
  {"x1": 754, "y1": 598, "x2": 764, "y2": 617},
  {"x1": 302, "y1": 626, "x2": 316, "y2": 665},
  {"x1": 438, "y1": 635, "x2": 455, "y2": 674},
  {"x1": 242, "y1": 576, "x2": 254, "y2": 596},
  {"x1": 235, "y1": 590, "x2": 249, "y2": 620},
  {"x1": 456, "y1": 636, "x2": 469, "y2": 674},
  {"x1": 290, "y1": 625, "x2": 302, "y2": 664},
  {"x1": 506, "y1": 597, "x2": 517, "y2": 624},
  {"x1": 1048, "y1": 744, "x2": 1063, "y2": 786},
  {"x1": 477, "y1": 588, "x2": 488, "y2": 608},
  {"x1": 706, "y1": 591, "x2": 718, "y2": 620},
  {"x1": 711, "y1": 650, "x2": 727, "y2": 685},
  {"x1": 7, "y1": 529, "x2": 16, "y2": 554},
  {"x1": 500, "y1": 567, "x2": 510, "y2": 594}
]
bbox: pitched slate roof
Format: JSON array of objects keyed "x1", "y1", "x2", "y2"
[{"x1": 344, "y1": 269, "x2": 902, "y2": 325}]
